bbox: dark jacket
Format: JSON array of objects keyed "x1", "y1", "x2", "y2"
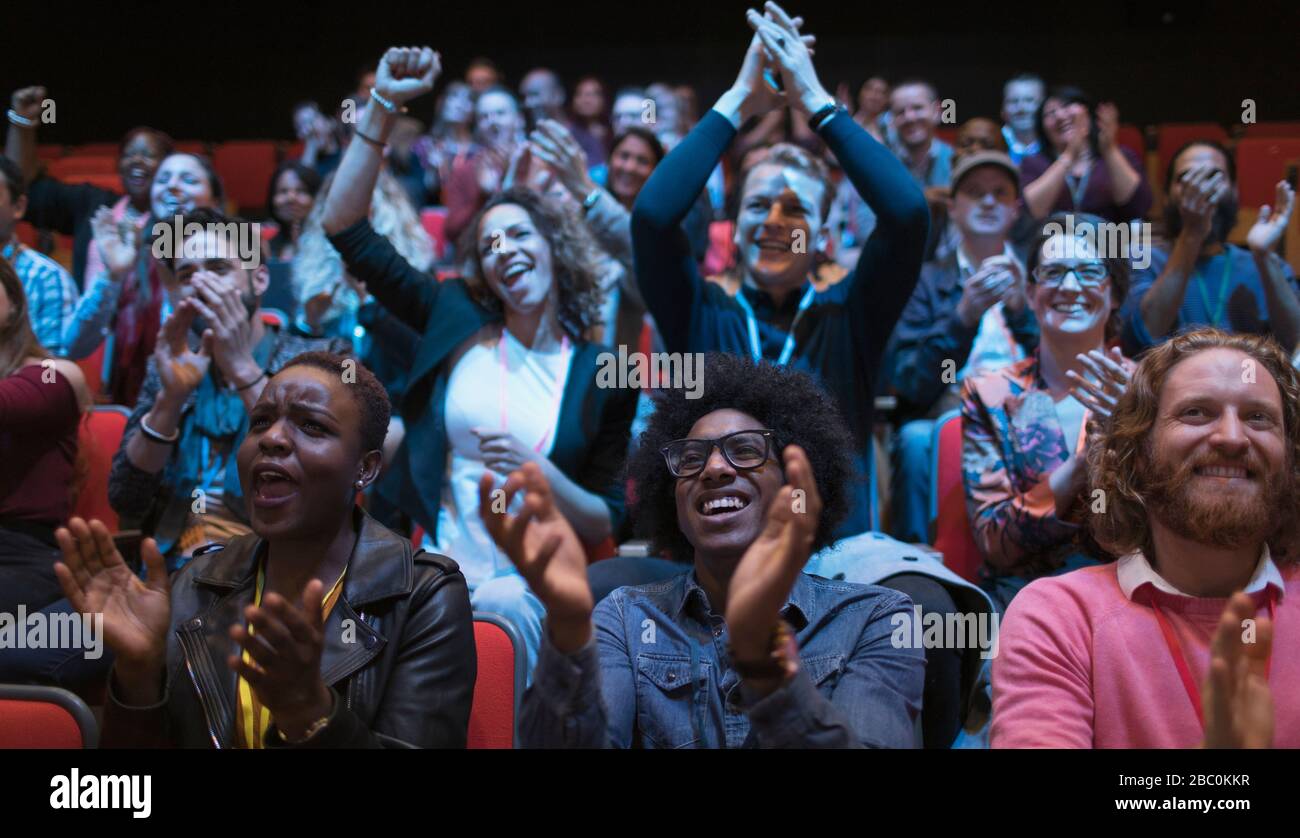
[
  {"x1": 327, "y1": 219, "x2": 638, "y2": 540},
  {"x1": 101, "y1": 509, "x2": 476, "y2": 748},
  {"x1": 884, "y1": 249, "x2": 1039, "y2": 424},
  {"x1": 631, "y1": 110, "x2": 930, "y2": 536}
]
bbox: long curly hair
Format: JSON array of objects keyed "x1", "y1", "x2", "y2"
[
  {"x1": 624, "y1": 353, "x2": 856, "y2": 563},
  {"x1": 1087, "y1": 327, "x2": 1300, "y2": 565},
  {"x1": 457, "y1": 187, "x2": 605, "y2": 340}
]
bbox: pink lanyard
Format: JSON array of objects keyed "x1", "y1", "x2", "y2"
[
  {"x1": 497, "y1": 332, "x2": 571, "y2": 453},
  {"x1": 1151, "y1": 589, "x2": 1276, "y2": 730}
]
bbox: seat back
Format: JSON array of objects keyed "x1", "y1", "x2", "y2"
[
  {"x1": 73, "y1": 405, "x2": 131, "y2": 532},
  {"x1": 0, "y1": 684, "x2": 98, "y2": 748},
  {"x1": 212, "y1": 140, "x2": 278, "y2": 214},
  {"x1": 929, "y1": 410, "x2": 982, "y2": 583},
  {"x1": 468, "y1": 613, "x2": 525, "y2": 749},
  {"x1": 1236, "y1": 137, "x2": 1300, "y2": 208},
  {"x1": 1156, "y1": 122, "x2": 1229, "y2": 177}
]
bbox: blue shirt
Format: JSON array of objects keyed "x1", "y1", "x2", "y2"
[
  {"x1": 520, "y1": 570, "x2": 924, "y2": 748},
  {"x1": 4, "y1": 241, "x2": 122, "y2": 360},
  {"x1": 1121, "y1": 243, "x2": 1299, "y2": 355}
]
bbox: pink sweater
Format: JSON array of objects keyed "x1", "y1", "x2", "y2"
[{"x1": 992, "y1": 562, "x2": 1299, "y2": 748}]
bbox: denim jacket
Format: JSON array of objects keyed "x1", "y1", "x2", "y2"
[{"x1": 520, "y1": 570, "x2": 924, "y2": 748}]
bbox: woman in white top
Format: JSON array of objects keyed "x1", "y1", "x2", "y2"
[{"x1": 320, "y1": 47, "x2": 637, "y2": 676}]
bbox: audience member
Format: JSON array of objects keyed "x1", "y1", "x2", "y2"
[
  {"x1": 108, "y1": 208, "x2": 348, "y2": 568},
  {"x1": 887, "y1": 151, "x2": 1036, "y2": 543},
  {"x1": 994, "y1": 328, "x2": 1300, "y2": 747},
  {"x1": 57, "y1": 352, "x2": 476, "y2": 747},
  {"x1": 961, "y1": 213, "x2": 1132, "y2": 610},
  {"x1": 1020, "y1": 86, "x2": 1151, "y2": 223},
  {"x1": 486, "y1": 353, "x2": 924, "y2": 748},
  {"x1": 1123, "y1": 140, "x2": 1299, "y2": 356},
  {"x1": 5, "y1": 85, "x2": 173, "y2": 287},
  {"x1": 1000, "y1": 73, "x2": 1044, "y2": 164},
  {"x1": 266, "y1": 161, "x2": 322, "y2": 262},
  {"x1": 632, "y1": 5, "x2": 929, "y2": 536},
  {"x1": 322, "y1": 46, "x2": 638, "y2": 677}
]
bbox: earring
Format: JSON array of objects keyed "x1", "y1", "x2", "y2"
[{"x1": 355, "y1": 480, "x2": 364, "y2": 489}]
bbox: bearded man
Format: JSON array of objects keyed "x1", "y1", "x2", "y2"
[{"x1": 992, "y1": 327, "x2": 1300, "y2": 748}]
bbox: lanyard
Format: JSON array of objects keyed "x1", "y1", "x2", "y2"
[
  {"x1": 1065, "y1": 162, "x2": 1092, "y2": 210},
  {"x1": 1151, "y1": 589, "x2": 1276, "y2": 731},
  {"x1": 497, "y1": 330, "x2": 572, "y2": 454},
  {"x1": 236, "y1": 556, "x2": 347, "y2": 748},
  {"x1": 1192, "y1": 252, "x2": 1234, "y2": 329},
  {"x1": 732, "y1": 282, "x2": 816, "y2": 366}
]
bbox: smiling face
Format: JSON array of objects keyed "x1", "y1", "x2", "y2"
[
  {"x1": 119, "y1": 132, "x2": 168, "y2": 205},
  {"x1": 1041, "y1": 97, "x2": 1090, "y2": 153},
  {"x1": 272, "y1": 168, "x2": 314, "y2": 227},
  {"x1": 674, "y1": 409, "x2": 784, "y2": 564},
  {"x1": 1145, "y1": 348, "x2": 1290, "y2": 548},
  {"x1": 477, "y1": 203, "x2": 555, "y2": 316},
  {"x1": 170, "y1": 228, "x2": 267, "y2": 331},
  {"x1": 735, "y1": 162, "x2": 824, "y2": 291},
  {"x1": 238, "y1": 365, "x2": 372, "y2": 540},
  {"x1": 889, "y1": 83, "x2": 938, "y2": 151},
  {"x1": 1002, "y1": 79, "x2": 1044, "y2": 135},
  {"x1": 1031, "y1": 232, "x2": 1115, "y2": 346},
  {"x1": 951, "y1": 166, "x2": 1019, "y2": 239},
  {"x1": 151, "y1": 154, "x2": 215, "y2": 219},
  {"x1": 607, "y1": 134, "x2": 656, "y2": 204}
]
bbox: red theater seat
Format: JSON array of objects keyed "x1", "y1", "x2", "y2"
[
  {"x1": 468, "y1": 613, "x2": 525, "y2": 749},
  {"x1": 1156, "y1": 122, "x2": 1229, "y2": 175},
  {"x1": 1236, "y1": 138, "x2": 1300, "y2": 208},
  {"x1": 1243, "y1": 121, "x2": 1300, "y2": 139},
  {"x1": 929, "y1": 410, "x2": 981, "y2": 583},
  {"x1": 48, "y1": 156, "x2": 118, "y2": 179},
  {"x1": 213, "y1": 140, "x2": 278, "y2": 213},
  {"x1": 420, "y1": 207, "x2": 450, "y2": 260},
  {"x1": 73, "y1": 405, "x2": 131, "y2": 533},
  {"x1": 0, "y1": 684, "x2": 99, "y2": 748},
  {"x1": 1117, "y1": 123, "x2": 1145, "y2": 160}
]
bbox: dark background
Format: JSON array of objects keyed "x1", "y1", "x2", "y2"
[{"x1": 7, "y1": 0, "x2": 1300, "y2": 144}]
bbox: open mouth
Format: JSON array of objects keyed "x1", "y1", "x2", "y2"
[
  {"x1": 501, "y1": 261, "x2": 531, "y2": 285},
  {"x1": 755, "y1": 239, "x2": 789, "y2": 254},
  {"x1": 252, "y1": 464, "x2": 299, "y2": 507},
  {"x1": 1050, "y1": 301, "x2": 1091, "y2": 316},
  {"x1": 698, "y1": 493, "x2": 751, "y2": 517}
]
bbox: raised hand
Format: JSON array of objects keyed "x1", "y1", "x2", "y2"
[
  {"x1": 186, "y1": 272, "x2": 260, "y2": 387},
  {"x1": 1176, "y1": 162, "x2": 1229, "y2": 241},
  {"x1": 373, "y1": 46, "x2": 441, "y2": 108},
  {"x1": 228, "y1": 581, "x2": 333, "y2": 740},
  {"x1": 528, "y1": 119, "x2": 596, "y2": 200},
  {"x1": 1066, "y1": 346, "x2": 1133, "y2": 419},
  {"x1": 956, "y1": 261, "x2": 1016, "y2": 328},
  {"x1": 10, "y1": 85, "x2": 45, "y2": 123},
  {"x1": 1095, "y1": 102, "x2": 1120, "y2": 155},
  {"x1": 154, "y1": 300, "x2": 212, "y2": 399},
  {"x1": 1247, "y1": 180, "x2": 1295, "y2": 255},
  {"x1": 479, "y1": 463, "x2": 594, "y2": 651},
  {"x1": 1203, "y1": 592, "x2": 1274, "y2": 748},
  {"x1": 746, "y1": 2, "x2": 829, "y2": 115},
  {"x1": 91, "y1": 206, "x2": 138, "y2": 278},
  {"x1": 53, "y1": 518, "x2": 171, "y2": 668},
  {"x1": 725, "y1": 444, "x2": 821, "y2": 662}
]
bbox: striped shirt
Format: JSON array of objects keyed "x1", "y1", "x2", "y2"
[{"x1": 3, "y1": 241, "x2": 122, "y2": 359}]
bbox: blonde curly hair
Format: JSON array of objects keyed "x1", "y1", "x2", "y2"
[
  {"x1": 1087, "y1": 327, "x2": 1300, "y2": 564},
  {"x1": 291, "y1": 169, "x2": 435, "y2": 325}
]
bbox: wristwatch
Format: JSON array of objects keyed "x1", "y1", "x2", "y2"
[{"x1": 582, "y1": 188, "x2": 602, "y2": 213}]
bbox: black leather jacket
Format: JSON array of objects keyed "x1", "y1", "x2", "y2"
[{"x1": 101, "y1": 509, "x2": 476, "y2": 748}]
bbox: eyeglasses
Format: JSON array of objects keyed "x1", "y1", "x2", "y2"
[
  {"x1": 660, "y1": 430, "x2": 777, "y2": 478},
  {"x1": 1031, "y1": 261, "x2": 1109, "y2": 289}
]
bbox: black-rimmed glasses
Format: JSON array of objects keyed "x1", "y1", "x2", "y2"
[{"x1": 660, "y1": 429, "x2": 777, "y2": 478}]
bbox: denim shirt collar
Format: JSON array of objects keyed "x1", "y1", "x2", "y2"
[{"x1": 675, "y1": 568, "x2": 813, "y2": 631}]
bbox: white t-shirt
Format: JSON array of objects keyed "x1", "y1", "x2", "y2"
[{"x1": 434, "y1": 329, "x2": 572, "y2": 588}]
